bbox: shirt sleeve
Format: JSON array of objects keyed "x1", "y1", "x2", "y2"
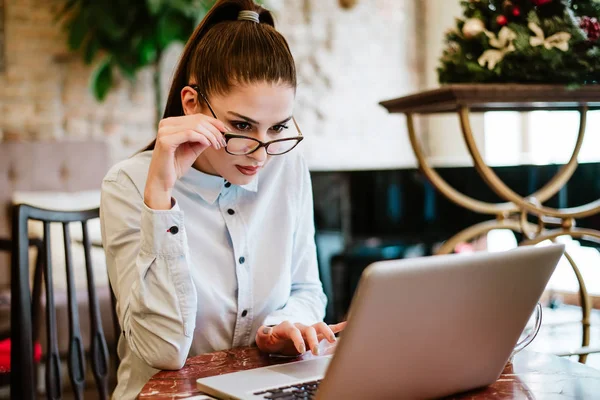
[
  {"x1": 100, "y1": 170, "x2": 197, "y2": 370},
  {"x1": 263, "y1": 157, "x2": 327, "y2": 327}
]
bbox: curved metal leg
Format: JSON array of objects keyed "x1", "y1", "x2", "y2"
[
  {"x1": 406, "y1": 113, "x2": 514, "y2": 216},
  {"x1": 459, "y1": 106, "x2": 600, "y2": 219},
  {"x1": 562, "y1": 250, "x2": 592, "y2": 364}
]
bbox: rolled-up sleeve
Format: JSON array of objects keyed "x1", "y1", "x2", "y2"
[
  {"x1": 263, "y1": 158, "x2": 327, "y2": 327},
  {"x1": 100, "y1": 170, "x2": 196, "y2": 370}
]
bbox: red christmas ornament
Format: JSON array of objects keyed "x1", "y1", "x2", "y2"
[
  {"x1": 580, "y1": 16, "x2": 600, "y2": 42},
  {"x1": 512, "y1": 6, "x2": 521, "y2": 17},
  {"x1": 531, "y1": 0, "x2": 552, "y2": 6},
  {"x1": 496, "y1": 15, "x2": 508, "y2": 26}
]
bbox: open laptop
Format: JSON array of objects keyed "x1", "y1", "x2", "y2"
[{"x1": 197, "y1": 244, "x2": 564, "y2": 399}]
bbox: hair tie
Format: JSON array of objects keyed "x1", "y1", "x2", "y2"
[{"x1": 238, "y1": 10, "x2": 260, "y2": 23}]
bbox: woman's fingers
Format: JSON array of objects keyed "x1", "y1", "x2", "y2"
[
  {"x1": 255, "y1": 326, "x2": 276, "y2": 349},
  {"x1": 193, "y1": 124, "x2": 221, "y2": 149},
  {"x1": 158, "y1": 130, "x2": 212, "y2": 149},
  {"x1": 199, "y1": 120, "x2": 228, "y2": 147},
  {"x1": 256, "y1": 321, "x2": 347, "y2": 357},
  {"x1": 256, "y1": 322, "x2": 305, "y2": 354},
  {"x1": 329, "y1": 321, "x2": 347, "y2": 335},
  {"x1": 161, "y1": 114, "x2": 228, "y2": 134},
  {"x1": 158, "y1": 116, "x2": 227, "y2": 149},
  {"x1": 278, "y1": 323, "x2": 305, "y2": 354},
  {"x1": 312, "y1": 322, "x2": 336, "y2": 343},
  {"x1": 302, "y1": 326, "x2": 320, "y2": 355}
]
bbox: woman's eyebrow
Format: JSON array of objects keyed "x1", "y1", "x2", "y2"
[
  {"x1": 227, "y1": 111, "x2": 258, "y2": 124},
  {"x1": 274, "y1": 116, "x2": 293, "y2": 125},
  {"x1": 226, "y1": 112, "x2": 293, "y2": 126}
]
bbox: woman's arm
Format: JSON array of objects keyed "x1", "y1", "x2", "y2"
[
  {"x1": 101, "y1": 170, "x2": 197, "y2": 370},
  {"x1": 101, "y1": 111, "x2": 225, "y2": 370}
]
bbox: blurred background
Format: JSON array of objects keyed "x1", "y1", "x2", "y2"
[{"x1": 1, "y1": 0, "x2": 600, "y2": 397}]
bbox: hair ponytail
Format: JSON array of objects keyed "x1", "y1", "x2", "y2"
[{"x1": 141, "y1": 0, "x2": 295, "y2": 152}]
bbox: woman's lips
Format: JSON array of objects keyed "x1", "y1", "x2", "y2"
[{"x1": 236, "y1": 165, "x2": 260, "y2": 176}]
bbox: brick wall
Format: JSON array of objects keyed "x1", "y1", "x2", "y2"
[{"x1": 0, "y1": 0, "x2": 424, "y2": 169}]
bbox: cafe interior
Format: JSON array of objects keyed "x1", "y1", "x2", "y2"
[{"x1": 1, "y1": 0, "x2": 599, "y2": 398}]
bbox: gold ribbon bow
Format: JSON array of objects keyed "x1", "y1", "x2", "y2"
[
  {"x1": 478, "y1": 27, "x2": 518, "y2": 70},
  {"x1": 529, "y1": 22, "x2": 571, "y2": 52}
]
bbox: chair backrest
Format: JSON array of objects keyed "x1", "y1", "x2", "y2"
[
  {"x1": 11, "y1": 204, "x2": 118, "y2": 400},
  {"x1": 0, "y1": 141, "x2": 110, "y2": 287}
]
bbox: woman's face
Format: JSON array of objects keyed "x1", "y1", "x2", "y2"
[{"x1": 182, "y1": 82, "x2": 296, "y2": 186}]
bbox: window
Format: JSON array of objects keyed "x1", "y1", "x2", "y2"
[{"x1": 484, "y1": 110, "x2": 600, "y2": 166}]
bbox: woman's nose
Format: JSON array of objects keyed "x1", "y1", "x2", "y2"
[{"x1": 248, "y1": 146, "x2": 268, "y2": 163}]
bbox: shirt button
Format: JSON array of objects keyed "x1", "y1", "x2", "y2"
[
  {"x1": 239, "y1": 256, "x2": 245, "y2": 264},
  {"x1": 227, "y1": 209, "x2": 235, "y2": 215},
  {"x1": 241, "y1": 310, "x2": 248, "y2": 317},
  {"x1": 224, "y1": 182, "x2": 232, "y2": 188},
  {"x1": 168, "y1": 226, "x2": 179, "y2": 234}
]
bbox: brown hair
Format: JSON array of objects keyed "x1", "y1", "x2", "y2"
[{"x1": 142, "y1": 0, "x2": 297, "y2": 151}]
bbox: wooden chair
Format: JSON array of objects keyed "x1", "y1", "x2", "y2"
[{"x1": 11, "y1": 205, "x2": 119, "y2": 400}]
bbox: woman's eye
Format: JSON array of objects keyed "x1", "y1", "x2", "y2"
[
  {"x1": 271, "y1": 125, "x2": 289, "y2": 134},
  {"x1": 233, "y1": 122, "x2": 252, "y2": 132}
]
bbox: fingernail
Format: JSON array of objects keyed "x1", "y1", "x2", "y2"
[
  {"x1": 263, "y1": 327, "x2": 271, "y2": 335},
  {"x1": 299, "y1": 344, "x2": 306, "y2": 353},
  {"x1": 313, "y1": 347, "x2": 320, "y2": 356},
  {"x1": 221, "y1": 139, "x2": 227, "y2": 147},
  {"x1": 330, "y1": 335, "x2": 337, "y2": 342}
]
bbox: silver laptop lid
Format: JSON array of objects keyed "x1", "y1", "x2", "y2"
[{"x1": 317, "y1": 244, "x2": 564, "y2": 399}]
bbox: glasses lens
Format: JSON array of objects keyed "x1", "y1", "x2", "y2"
[
  {"x1": 266, "y1": 139, "x2": 301, "y2": 155},
  {"x1": 226, "y1": 137, "x2": 260, "y2": 155}
]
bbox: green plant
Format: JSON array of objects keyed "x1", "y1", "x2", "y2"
[
  {"x1": 57, "y1": 0, "x2": 216, "y2": 124},
  {"x1": 438, "y1": 0, "x2": 600, "y2": 85}
]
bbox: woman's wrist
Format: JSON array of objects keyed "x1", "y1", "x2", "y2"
[{"x1": 144, "y1": 185, "x2": 173, "y2": 210}]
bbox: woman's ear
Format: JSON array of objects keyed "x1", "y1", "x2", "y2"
[{"x1": 181, "y1": 86, "x2": 200, "y2": 116}]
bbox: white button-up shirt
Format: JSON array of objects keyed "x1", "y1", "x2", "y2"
[{"x1": 100, "y1": 150, "x2": 326, "y2": 400}]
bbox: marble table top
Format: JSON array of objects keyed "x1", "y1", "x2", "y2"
[{"x1": 138, "y1": 346, "x2": 600, "y2": 399}]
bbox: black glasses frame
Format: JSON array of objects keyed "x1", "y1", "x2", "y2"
[{"x1": 189, "y1": 85, "x2": 304, "y2": 156}]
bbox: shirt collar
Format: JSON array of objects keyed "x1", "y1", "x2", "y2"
[{"x1": 182, "y1": 167, "x2": 259, "y2": 205}]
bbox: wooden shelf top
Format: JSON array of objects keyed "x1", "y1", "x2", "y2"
[{"x1": 380, "y1": 84, "x2": 600, "y2": 114}]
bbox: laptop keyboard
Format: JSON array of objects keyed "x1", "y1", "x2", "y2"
[{"x1": 253, "y1": 380, "x2": 322, "y2": 399}]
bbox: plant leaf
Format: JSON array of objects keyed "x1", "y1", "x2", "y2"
[
  {"x1": 83, "y1": 37, "x2": 100, "y2": 64},
  {"x1": 139, "y1": 36, "x2": 158, "y2": 65},
  {"x1": 157, "y1": 12, "x2": 189, "y2": 49},
  {"x1": 115, "y1": 56, "x2": 137, "y2": 80},
  {"x1": 90, "y1": 4, "x2": 128, "y2": 40},
  {"x1": 147, "y1": 0, "x2": 163, "y2": 15},
  {"x1": 90, "y1": 58, "x2": 113, "y2": 101},
  {"x1": 54, "y1": 0, "x2": 78, "y2": 22},
  {"x1": 67, "y1": 12, "x2": 89, "y2": 50}
]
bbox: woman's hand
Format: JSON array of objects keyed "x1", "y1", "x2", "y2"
[
  {"x1": 255, "y1": 321, "x2": 347, "y2": 356},
  {"x1": 144, "y1": 114, "x2": 228, "y2": 210}
]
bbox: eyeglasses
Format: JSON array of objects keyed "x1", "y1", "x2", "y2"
[{"x1": 189, "y1": 85, "x2": 304, "y2": 156}]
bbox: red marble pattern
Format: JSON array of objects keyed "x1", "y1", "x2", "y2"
[{"x1": 138, "y1": 346, "x2": 600, "y2": 399}]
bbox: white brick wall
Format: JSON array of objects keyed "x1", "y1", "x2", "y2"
[{"x1": 0, "y1": 0, "x2": 423, "y2": 169}]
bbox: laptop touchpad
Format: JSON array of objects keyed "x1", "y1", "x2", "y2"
[{"x1": 267, "y1": 358, "x2": 331, "y2": 380}]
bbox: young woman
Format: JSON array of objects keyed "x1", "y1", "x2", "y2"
[{"x1": 100, "y1": 0, "x2": 345, "y2": 398}]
